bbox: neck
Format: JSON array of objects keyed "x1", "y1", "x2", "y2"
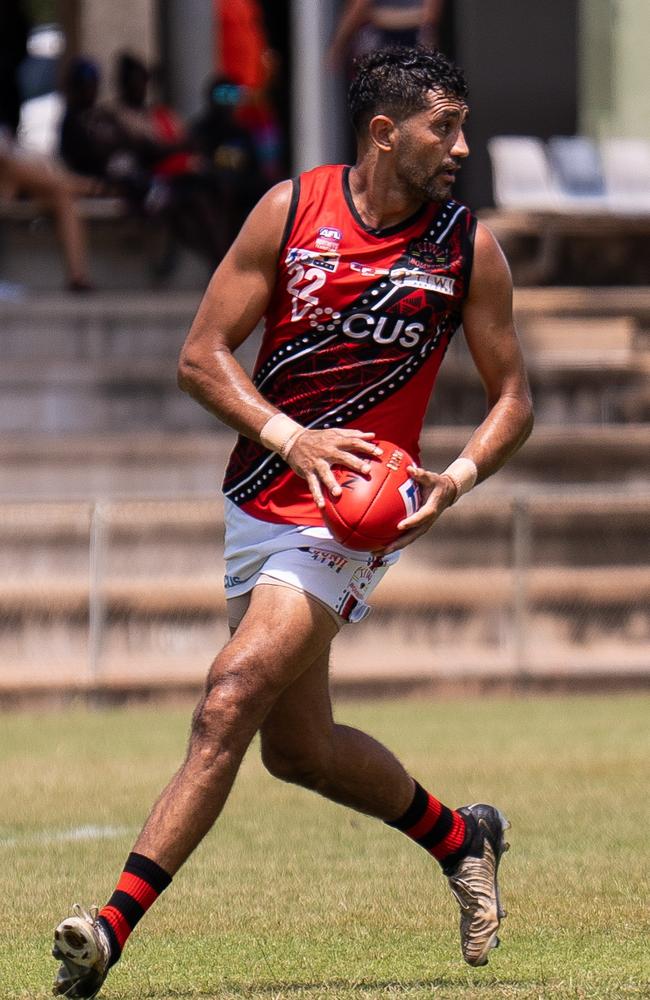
[{"x1": 348, "y1": 157, "x2": 424, "y2": 230}]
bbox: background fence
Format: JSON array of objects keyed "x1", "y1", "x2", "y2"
[{"x1": 2, "y1": 487, "x2": 647, "y2": 696}]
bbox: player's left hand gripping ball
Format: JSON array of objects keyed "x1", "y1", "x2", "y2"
[{"x1": 322, "y1": 440, "x2": 420, "y2": 551}]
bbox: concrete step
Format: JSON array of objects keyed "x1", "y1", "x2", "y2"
[
  {"x1": 0, "y1": 215, "x2": 210, "y2": 291},
  {"x1": 2, "y1": 426, "x2": 648, "y2": 500},
  {"x1": 3, "y1": 356, "x2": 646, "y2": 431},
  {"x1": 2, "y1": 291, "x2": 649, "y2": 430},
  {"x1": 1, "y1": 492, "x2": 648, "y2": 574},
  {"x1": 0, "y1": 292, "x2": 202, "y2": 361},
  {"x1": 1, "y1": 564, "x2": 647, "y2": 687}
]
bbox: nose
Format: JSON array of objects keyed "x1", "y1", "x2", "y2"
[{"x1": 451, "y1": 127, "x2": 469, "y2": 159}]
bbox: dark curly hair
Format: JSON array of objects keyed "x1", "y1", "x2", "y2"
[{"x1": 348, "y1": 47, "x2": 469, "y2": 135}]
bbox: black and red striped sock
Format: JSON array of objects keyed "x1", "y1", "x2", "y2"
[
  {"x1": 386, "y1": 781, "x2": 467, "y2": 864},
  {"x1": 97, "y1": 852, "x2": 172, "y2": 966}
]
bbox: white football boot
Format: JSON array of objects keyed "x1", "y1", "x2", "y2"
[
  {"x1": 52, "y1": 904, "x2": 112, "y2": 998},
  {"x1": 442, "y1": 804, "x2": 511, "y2": 967}
]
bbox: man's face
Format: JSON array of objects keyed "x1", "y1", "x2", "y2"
[{"x1": 392, "y1": 90, "x2": 469, "y2": 202}]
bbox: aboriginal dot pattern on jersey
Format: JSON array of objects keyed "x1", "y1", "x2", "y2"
[{"x1": 224, "y1": 200, "x2": 472, "y2": 506}]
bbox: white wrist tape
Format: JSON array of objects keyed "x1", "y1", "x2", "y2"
[
  {"x1": 259, "y1": 413, "x2": 305, "y2": 461},
  {"x1": 441, "y1": 457, "x2": 478, "y2": 503}
]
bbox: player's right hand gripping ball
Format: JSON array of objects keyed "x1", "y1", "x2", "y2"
[{"x1": 322, "y1": 439, "x2": 420, "y2": 551}]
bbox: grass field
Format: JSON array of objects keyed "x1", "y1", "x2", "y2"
[{"x1": 0, "y1": 694, "x2": 648, "y2": 1000}]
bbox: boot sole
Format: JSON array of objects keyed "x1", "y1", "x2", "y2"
[{"x1": 468, "y1": 807, "x2": 511, "y2": 967}]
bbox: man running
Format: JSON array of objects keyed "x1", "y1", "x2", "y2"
[{"x1": 52, "y1": 47, "x2": 533, "y2": 998}]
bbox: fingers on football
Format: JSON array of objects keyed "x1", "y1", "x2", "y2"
[
  {"x1": 338, "y1": 429, "x2": 376, "y2": 439},
  {"x1": 337, "y1": 431, "x2": 383, "y2": 457},
  {"x1": 306, "y1": 472, "x2": 326, "y2": 508},
  {"x1": 315, "y1": 461, "x2": 343, "y2": 498},
  {"x1": 334, "y1": 449, "x2": 372, "y2": 475},
  {"x1": 397, "y1": 509, "x2": 430, "y2": 531},
  {"x1": 407, "y1": 464, "x2": 436, "y2": 486}
]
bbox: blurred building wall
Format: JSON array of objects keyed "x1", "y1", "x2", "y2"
[
  {"x1": 453, "y1": 0, "x2": 578, "y2": 210},
  {"x1": 79, "y1": 0, "x2": 156, "y2": 91},
  {"x1": 580, "y1": 0, "x2": 650, "y2": 141}
]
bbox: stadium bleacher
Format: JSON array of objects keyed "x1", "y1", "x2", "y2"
[{"x1": 0, "y1": 281, "x2": 648, "y2": 701}]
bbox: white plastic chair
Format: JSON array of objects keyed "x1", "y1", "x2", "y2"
[
  {"x1": 487, "y1": 136, "x2": 561, "y2": 211},
  {"x1": 546, "y1": 135, "x2": 608, "y2": 212},
  {"x1": 600, "y1": 138, "x2": 650, "y2": 214}
]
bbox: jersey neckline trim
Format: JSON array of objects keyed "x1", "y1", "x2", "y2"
[{"x1": 342, "y1": 165, "x2": 429, "y2": 237}]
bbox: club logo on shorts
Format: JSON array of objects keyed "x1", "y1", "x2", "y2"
[
  {"x1": 300, "y1": 546, "x2": 348, "y2": 573},
  {"x1": 348, "y1": 565, "x2": 374, "y2": 600}
]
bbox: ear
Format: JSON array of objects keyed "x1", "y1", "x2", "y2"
[{"x1": 368, "y1": 114, "x2": 397, "y2": 153}]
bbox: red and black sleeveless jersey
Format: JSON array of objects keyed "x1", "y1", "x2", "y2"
[{"x1": 224, "y1": 163, "x2": 477, "y2": 525}]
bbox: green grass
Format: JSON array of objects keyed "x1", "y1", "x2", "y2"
[{"x1": 1, "y1": 695, "x2": 649, "y2": 999}]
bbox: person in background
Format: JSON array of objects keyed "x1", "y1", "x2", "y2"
[
  {"x1": 0, "y1": 0, "x2": 31, "y2": 137},
  {"x1": 109, "y1": 51, "x2": 226, "y2": 267},
  {"x1": 329, "y1": 0, "x2": 446, "y2": 67},
  {"x1": 59, "y1": 58, "x2": 144, "y2": 198},
  {"x1": 213, "y1": 0, "x2": 285, "y2": 185},
  {"x1": 0, "y1": 129, "x2": 94, "y2": 291},
  {"x1": 215, "y1": 0, "x2": 272, "y2": 93},
  {"x1": 191, "y1": 75, "x2": 263, "y2": 248}
]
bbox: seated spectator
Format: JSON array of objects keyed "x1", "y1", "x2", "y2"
[
  {"x1": 192, "y1": 76, "x2": 263, "y2": 247},
  {"x1": 235, "y1": 54, "x2": 284, "y2": 187},
  {"x1": 60, "y1": 57, "x2": 151, "y2": 207},
  {"x1": 110, "y1": 53, "x2": 191, "y2": 175},
  {"x1": 60, "y1": 54, "x2": 226, "y2": 268},
  {"x1": 0, "y1": 127, "x2": 93, "y2": 291},
  {"x1": 113, "y1": 51, "x2": 227, "y2": 267}
]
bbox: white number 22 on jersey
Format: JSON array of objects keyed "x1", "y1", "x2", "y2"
[{"x1": 287, "y1": 264, "x2": 326, "y2": 321}]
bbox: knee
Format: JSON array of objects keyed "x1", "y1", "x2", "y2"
[
  {"x1": 191, "y1": 649, "x2": 279, "y2": 747},
  {"x1": 261, "y1": 737, "x2": 331, "y2": 791}
]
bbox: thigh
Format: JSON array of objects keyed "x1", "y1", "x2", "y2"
[
  {"x1": 260, "y1": 645, "x2": 334, "y2": 758},
  {"x1": 213, "y1": 582, "x2": 338, "y2": 697}
]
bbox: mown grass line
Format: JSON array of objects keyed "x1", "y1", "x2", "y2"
[{"x1": 1, "y1": 695, "x2": 648, "y2": 999}]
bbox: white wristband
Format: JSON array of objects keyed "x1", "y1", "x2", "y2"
[
  {"x1": 259, "y1": 413, "x2": 305, "y2": 461},
  {"x1": 441, "y1": 457, "x2": 478, "y2": 504}
]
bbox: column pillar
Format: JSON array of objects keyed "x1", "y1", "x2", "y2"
[
  {"x1": 164, "y1": 0, "x2": 215, "y2": 119},
  {"x1": 290, "y1": 0, "x2": 347, "y2": 173}
]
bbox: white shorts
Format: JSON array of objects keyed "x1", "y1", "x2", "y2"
[{"x1": 223, "y1": 499, "x2": 399, "y2": 628}]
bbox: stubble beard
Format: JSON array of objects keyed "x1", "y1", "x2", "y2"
[{"x1": 395, "y1": 157, "x2": 452, "y2": 205}]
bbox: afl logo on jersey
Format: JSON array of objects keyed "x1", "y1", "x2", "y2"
[{"x1": 315, "y1": 226, "x2": 342, "y2": 252}]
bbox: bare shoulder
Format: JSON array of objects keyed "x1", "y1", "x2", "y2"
[
  {"x1": 467, "y1": 221, "x2": 513, "y2": 299},
  {"x1": 234, "y1": 179, "x2": 295, "y2": 264}
]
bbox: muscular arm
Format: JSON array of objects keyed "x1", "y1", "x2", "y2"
[
  {"x1": 177, "y1": 181, "x2": 290, "y2": 438},
  {"x1": 456, "y1": 222, "x2": 534, "y2": 478},
  {"x1": 384, "y1": 222, "x2": 533, "y2": 552},
  {"x1": 177, "y1": 181, "x2": 380, "y2": 506}
]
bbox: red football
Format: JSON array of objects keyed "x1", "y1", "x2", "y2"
[{"x1": 322, "y1": 440, "x2": 421, "y2": 551}]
